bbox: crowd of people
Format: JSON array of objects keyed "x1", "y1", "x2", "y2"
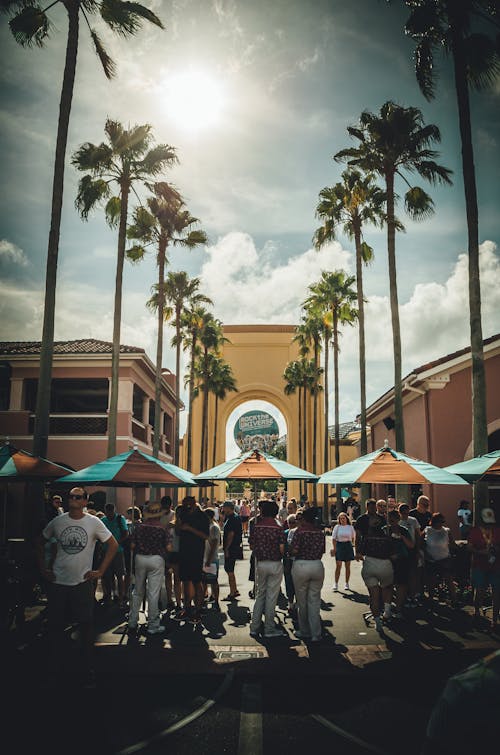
[{"x1": 36, "y1": 487, "x2": 500, "y2": 687}]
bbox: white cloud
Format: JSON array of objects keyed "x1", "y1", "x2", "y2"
[
  {"x1": 0, "y1": 239, "x2": 28, "y2": 267},
  {"x1": 199, "y1": 232, "x2": 352, "y2": 324}
]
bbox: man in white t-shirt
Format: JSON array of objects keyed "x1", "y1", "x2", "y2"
[{"x1": 38, "y1": 486, "x2": 118, "y2": 687}]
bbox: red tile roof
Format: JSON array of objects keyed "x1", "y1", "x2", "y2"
[
  {"x1": 412, "y1": 332, "x2": 500, "y2": 375},
  {"x1": 0, "y1": 339, "x2": 144, "y2": 356}
]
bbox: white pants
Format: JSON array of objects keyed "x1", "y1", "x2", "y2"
[
  {"x1": 250, "y1": 560, "x2": 283, "y2": 634},
  {"x1": 292, "y1": 559, "x2": 324, "y2": 639},
  {"x1": 129, "y1": 553, "x2": 165, "y2": 631}
]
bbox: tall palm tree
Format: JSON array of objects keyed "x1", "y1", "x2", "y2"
[
  {"x1": 148, "y1": 272, "x2": 212, "y2": 464},
  {"x1": 196, "y1": 316, "x2": 226, "y2": 473},
  {"x1": 209, "y1": 357, "x2": 238, "y2": 467},
  {"x1": 1, "y1": 0, "x2": 164, "y2": 457},
  {"x1": 180, "y1": 304, "x2": 210, "y2": 472},
  {"x1": 314, "y1": 169, "x2": 386, "y2": 458},
  {"x1": 283, "y1": 359, "x2": 305, "y2": 497},
  {"x1": 404, "y1": 0, "x2": 500, "y2": 465},
  {"x1": 73, "y1": 121, "x2": 177, "y2": 457},
  {"x1": 129, "y1": 184, "x2": 208, "y2": 458},
  {"x1": 335, "y1": 102, "x2": 452, "y2": 451},
  {"x1": 307, "y1": 271, "x2": 358, "y2": 473}
]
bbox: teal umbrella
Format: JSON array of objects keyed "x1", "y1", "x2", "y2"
[
  {"x1": 0, "y1": 441, "x2": 73, "y2": 482},
  {"x1": 444, "y1": 450, "x2": 500, "y2": 483},
  {"x1": 194, "y1": 449, "x2": 318, "y2": 483},
  {"x1": 55, "y1": 448, "x2": 200, "y2": 487},
  {"x1": 318, "y1": 445, "x2": 468, "y2": 486}
]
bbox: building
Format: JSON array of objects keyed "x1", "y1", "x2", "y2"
[
  {"x1": 366, "y1": 333, "x2": 500, "y2": 534},
  {"x1": 0, "y1": 339, "x2": 181, "y2": 527}
]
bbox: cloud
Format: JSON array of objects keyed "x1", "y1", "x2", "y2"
[
  {"x1": 0, "y1": 239, "x2": 28, "y2": 267},
  {"x1": 199, "y1": 232, "x2": 352, "y2": 324}
]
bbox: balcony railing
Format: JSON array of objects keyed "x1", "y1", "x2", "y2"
[
  {"x1": 28, "y1": 414, "x2": 107, "y2": 435},
  {"x1": 132, "y1": 418, "x2": 147, "y2": 443}
]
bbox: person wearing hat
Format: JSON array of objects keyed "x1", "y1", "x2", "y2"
[
  {"x1": 467, "y1": 507, "x2": 500, "y2": 631},
  {"x1": 128, "y1": 501, "x2": 169, "y2": 636}
]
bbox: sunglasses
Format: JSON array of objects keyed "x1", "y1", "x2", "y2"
[{"x1": 69, "y1": 494, "x2": 85, "y2": 500}]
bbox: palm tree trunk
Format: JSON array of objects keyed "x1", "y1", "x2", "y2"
[
  {"x1": 323, "y1": 329, "x2": 329, "y2": 513},
  {"x1": 298, "y1": 385, "x2": 303, "y2": 498},
  {"x1": 449, "y1": 16, "x2": 488, "y2": 514},
  {"x1": 450, "y1": 23, "x2": 487, "y2": 457},
  {"x1": 212, "y1": 395, "x2": 218, "y2": 468},
  {"x1": 153, "y1": 238, "x2": 167, "y2": 458},
  {"x1": 313, "y1": 343, "x2": 319, "y2": 502},
  {"x1": 186, "y1": 337, "x2": 196, "y2": 471},
  {"x1": 354, "y1": 224, "x2": 368, "y2": 457},
  {"x1": 333, "y1": 309, "x2": 342, "y2": 508},
  {"x1": 200, "y1": 353, "x2": 209, "y2": 472},
  {"x1": 33, "y1": 3, "x2": 79, "y2": 457},
  {"x1": 107, "y1": 179, "x2": 130, "y2": 458},
  {"x1": 174, "y1": 308, "x2": 181, "y2": 466},
  {"x1": 386, "y1": 171, "x2": 405, "y2": 452}
]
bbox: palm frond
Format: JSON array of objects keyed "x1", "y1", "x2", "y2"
[
  {"x1": 136, "y1": 145, "x2": 178, "y2": 176},
  {"x1": 465, "y1": 33, "x2": 500, "y2": 90},
  {"x1": 71, "y1": 141, "x2": 113, "y2": 172},
  {"x1": 127, "y1": 206, "x2": 157, "y2": 239},
  {"x1": 105, "y1": 195, "x2": 121, "y2": 227},
  {"x1": 360, "y1": 241, "x2": 374, "y2": 265},
  {"x1": 175, "y1": 229, "x2": 208, "y2": 248},
  {"x1": 90, "y1": 29, "x2": 116, "y2": 79},
  {"x1": 100, "y1": 0, "x2": 164, "y2": 37},
  {"x1": 416, "y1": 159, "x2": 453, "y2": 185},
  {"x1": 126, "y1": 244, "x2": 147, "y2": 263},
  {"x1": 414, "y1": 38, "x2": 436, "y2": 100},
  {"x1": 75, "y1": 175, "x2": 110, "y2": 219},
  {"x1": 404, "y1": 186, "x2": 434, "y2": 220},
  {"x1": 9, "y1": 4, "x2": 50, "y2": 47}
]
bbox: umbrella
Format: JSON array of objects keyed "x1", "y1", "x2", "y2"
[
  {"x1": 444, "y1": 450, "x2": 500, "y2": 482},
  {"x1": 55, "y1": 448, "x2": 201, "y2": 487},
  {"x1": 318, "y1": 444, "x2": 469, "y2": 485},
  {"x1": 0, "y1": 441, "x2": 73, "y2": 482},
  {"x1": 194, "y1": 449, "x2": 319, "y2": 483}
]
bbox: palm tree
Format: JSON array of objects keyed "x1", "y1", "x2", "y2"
[
  {"x1": 73, "y1": 121, "x2": 177, "y2": 457},
  {"x1": 1, "y1": 0, "x2": 164, "y2": 457},
  {"x1": 335, "y1": 102, "x2": 452, "y2": 451},
  {"x1": 148, "y1": 272, "x2": 212, "y2": 465},
  {"x1": 209, "y1": 357, "x2": 238, "y2": 467},
  {"x1": 283, "y1": 359, "x2": 305, "y2": 497},
  {"x1": 129, "y1": 184, "x2": 208, "y2": 459},
  {"x1": 180, "y1": 304, "x2": 210, "y2": 472},
  {"x1": 196, "y1": 316, "x2": 226, "y2": 473},
  {"x1": 307, "y1": 271, "x2": 358, "y2": 474},
  {"x1": 404, "y1": 0, "x2": 500, "y2": 464},
  {"x1": 314, "y1": 169, "x2": 386, "y2": 458}
]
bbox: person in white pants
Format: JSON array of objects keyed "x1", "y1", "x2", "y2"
[
  {"x1": 128, "y1": 502, "x2": 168, "y2": 636},
  {"x1": 290, "y1": 507, "x2": 325, "y2": 642},
  {"x1": 249, "y1": 499, "x2": 286, "y2": 638}
]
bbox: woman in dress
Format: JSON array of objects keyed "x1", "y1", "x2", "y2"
[{"x1": 331, "y1": 511, "x2": 355, "y2": 591}]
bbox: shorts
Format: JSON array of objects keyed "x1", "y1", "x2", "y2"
[
  {"x1": 240, "y1": 516, "x2": 249, "y2": 523},
  {"x1": 105, "y1": 551, "x2": 125, "y2": 578},
  {"x1": 471, "y1": 568, "x2": 500, "y2": 590},
  {"x1": 335, "y1": 541, "x2": 354, "y2": 562},
  {"x1": 48, "y1": 580, "x2": 94, "y2": 627},
  {"x1": 426, "y1": 557, "x2": 452, "y2": 578},
  {"x1": 202, "y1": 562, "x2": 219, "y2": 584},
  {"x1": 179, "y1": 557, "x2": 203, "y2": 583},
  {"x1": 361, "y1": 556, "x2": 394, "y2": 588},
  {"x1": 224, "y1": 556, "x2": 236, "y2": 574},
  {"x1": 393, "y1": 558, "x2": 410, "y2": 585}
]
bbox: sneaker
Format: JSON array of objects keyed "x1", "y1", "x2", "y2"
[
  {"x1": 333, "y1": 584, "x2": 338, "y2": 592},
  {"x1": 264, "y1": 629, "x2": 288, "y2": 639},
  {"x1": 382, "y1": 607, "x2": 392, "y2": 621},
  {"x1": 344, "y1": 584, "x2": 350, "y2": 591},
  {"x1": 374, "y1": 616, "x2": 383, "y2": 632},
  {"x1": 147, "y1": 626, "x2": 166, "y2": 635},
  {"x1": 249, "y1": 630, "x2": 260, "y2": 638},
  {"x1": 222, "y1": 594, "x2": 238, "y2": 601},
  {"x1": 248, "y1": 589, "x2": 255, "y2": 599},
  {"x1": 173, "y1": 609, "x2": 189, "y2": 621},
  {"x1": 294, "y1": 630, "x2": 311, "y2": 640}
]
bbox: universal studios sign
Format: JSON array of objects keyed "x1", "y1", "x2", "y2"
[{"x1": 234, "y1": 410, "x2": 280, "y2": 453}]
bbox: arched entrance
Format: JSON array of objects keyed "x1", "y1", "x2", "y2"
[{"x1": 181, "y1": 324, "x2": 325, "y2": 502}]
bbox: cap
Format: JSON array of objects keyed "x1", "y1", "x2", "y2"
[
  {"x1": 480, "y1": 507, "x2": 496, "y2": 524},
  {"x1": 223, "y1": 500, "x2": 235, "y2": 509},
  {"x1": 144, "y1": 502, "x2": 162, "y2": 520}
]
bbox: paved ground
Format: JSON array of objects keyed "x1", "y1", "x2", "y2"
[{"x1": 4, "y1": 538, "x2": 500, "y2": 754}]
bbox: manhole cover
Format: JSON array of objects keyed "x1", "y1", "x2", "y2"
[{"x1": 217, "y1": 650, "x2": 264, "y2": 660}]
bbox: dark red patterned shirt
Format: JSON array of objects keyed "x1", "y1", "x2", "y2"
[
  {"x1": 291, "y1": 525, "x2": 325, "y2": 560},
  {"x1": 132, "y1": 522, "x2": 168, "y2": 557},
  {"x1": 249, "y1": 517, "x2": 286, "y2": 561}
]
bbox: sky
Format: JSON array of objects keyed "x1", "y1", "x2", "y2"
[{"x1": 1, "y1": 0, "x2": 499, "y2": 456}]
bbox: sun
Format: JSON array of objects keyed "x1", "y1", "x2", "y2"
[{"x1": 162, "y1": 71, "x2": 226, "y2": 132}]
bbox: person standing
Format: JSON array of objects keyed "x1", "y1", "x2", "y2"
[
  {"x1": 249, "y1": 499, "x2": 286, "y2": 638},
  {"x1": 398, "y1": 502, "x2": 422, "y2": 608},
  {"x1": 423, "y1": 512, "x2": 457, "y2": 606},
  {"x1": 127, "y1": 501, "x2": 168, "y2": 636},
  {"x1": 383, "y1": 508, "x2": 414, "y2": 618},
  {"x1": 222, "y1": 500, "x2": 243, "y2": 601},
  {"x1": 290, "y1": 506, "x2": 326, "y2": 642},
  {"x1": 331, "y1": 511, "x2": 355, "y2": 591},
  {"x1": 175, "y1": 496, "x2": 209, "y2": 623},
  {"x1": 355, "y1": 498, "x2": 394, "y2": 631},
  {"x1": 457, "y1": 500, "x2": 473, "y2": 540},
  {"x1": 101, "y1": 502, "x2": 129, "y2": 607},
  {"x1": 239, "y1": 500, "x2": 251, "y2": 537},
  {"x1": 467, "y1": 507, "x2": 500, "y2": 630},
  {"x1": 203, "y1": 508, "x2": 221, "y2": 612},
  {"x1": 410, "y1": 495, "x2": 432, "y2": 531},
  {"x1": 37, "y1": 487, "x2": 118, "y2": 687}
]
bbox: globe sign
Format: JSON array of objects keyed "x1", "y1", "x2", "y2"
[{"x1": 234, "y1": 410, "x2": 280, "y2": 453}]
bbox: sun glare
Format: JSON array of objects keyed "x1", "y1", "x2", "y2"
[{"x1": 163, "y1": 71, "x2": 226, "y2": 132}]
